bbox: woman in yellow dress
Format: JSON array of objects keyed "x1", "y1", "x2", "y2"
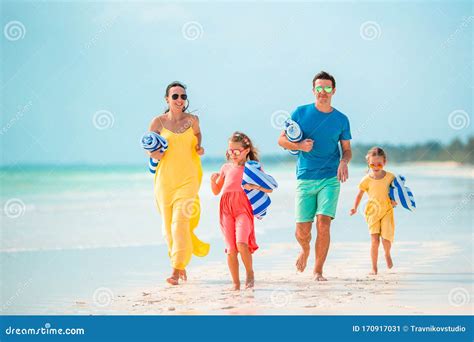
[{"x1": 147, "y1": 81, "x2": 210, "y2": 285}]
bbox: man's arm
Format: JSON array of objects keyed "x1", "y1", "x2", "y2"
[
  {"x1": 278, "y1": 131, "x2": 313, "y2": 152},
  {"x1": 340, "y1": 140, "x2": 352, "y2": 164},
  {"x1": 337, "y1": 140, "x2": 352, "y2": 182}
]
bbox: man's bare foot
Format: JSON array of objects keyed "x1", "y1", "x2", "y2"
[
  {"x1": 313, "y1": 273, "x2": 327, "y2": 281},
  {"x1": 296, "y1": 249, "x2": 310, "y2": 272},
  {"x1": 245, "y1": 271, "x2": 255, "y2": 289},
  {"x1": 179, "y1": 269, "x2": 187, "y2": 281},
  {"x1": 369, "y1": 269, "x2": 378, "y2": 275},
  {"x1": 166, "y1": 276, "x2": 179, "y2": 285},
  {"x1": 385, "y1": 255, "x2": 393, "y2": 269},
  {"x1": 230, "y1": 283, "x2": 240, "y2": 291}
]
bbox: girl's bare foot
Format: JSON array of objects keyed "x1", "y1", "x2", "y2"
[
  {"x1": 313, "y1": 273, "x2": 327, "y2": 281},
  {"x1": 230, "y1": 283, "x2": 240, "y2": 291},
  {"x1": 245, "y1": 271, "x2": 255, "y2": 289},
  {"x1": 385, "y1": 254, "x2": 393, "y2": 269},
  {"x1": 369, "y1": 268, "x2": 378, "y2": 275},
  {"x1": 296, "y1": 248, "x2": 310, "y2": 272},
  {"x1": 179, "y1": 269, "x2": 187, "y2": 281}
]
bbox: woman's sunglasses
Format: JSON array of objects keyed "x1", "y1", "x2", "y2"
[
  {"x1": 227, "y1": 148, "x2": 245, "y2": 156},
  {"x1": 314, "y1": 86, "x2": 333, "y2": 94},
  {"x1": 171, "y1": 94, "x2": 188, "y2": 100}
]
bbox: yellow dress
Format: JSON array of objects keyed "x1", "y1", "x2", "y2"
[
  {"x1": 358, "y1": 171, "x2": 396, "y2": 242},
  {"x1": 154, "y1": 126, "x2": 210, "y2": 270}
]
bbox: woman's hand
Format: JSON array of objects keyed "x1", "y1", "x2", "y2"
[
  {"x1": 391, "y1": 200, "x2": 398, "y2": 208},
  {"x1": 196, "y1": 145, "x2": 205, "y2": 156},
  {"x1": 147, "y1": 150, "x2": 165, "y2": 160}
]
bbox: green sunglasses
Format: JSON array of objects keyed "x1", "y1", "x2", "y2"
[{"x1": 314, "y1": 85, "x2": 333, "y2": 93}]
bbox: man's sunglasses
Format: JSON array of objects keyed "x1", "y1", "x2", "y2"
[
  {"x1": 171, "y1": 94, "x2": 188, "y2": 100},
  {"x1": 314, "y1": 86, "x2": 333, "y2": 94}
]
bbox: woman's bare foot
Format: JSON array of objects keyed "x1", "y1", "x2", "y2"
[
  {"x1": 369, "y1": 268, "x2": 378, "y2": 275},
  {"x1": 230, "y1": 283, "x2": 240, "y2": 291},
  {"x1": 245, "y1": 271, "x2": 255, "y2": 289},
  {"x1": 385, "y1": 254, "x2": 393, "y2": 269},
  {"x1": 166, "y1": 269, "x2": 180, "y2": 285},
  {"x1": 296, "y1": 248, "x2": 310, "y2": 272},
  {"x1": 166, "y1": 276, "x2": 179, "y2": 285},
  {"x1": 179, "y1": 269, "x2": 187, "y2": 281},
  {"x1": 313, "y1": 272, "x2": 327, "y2": 281}
]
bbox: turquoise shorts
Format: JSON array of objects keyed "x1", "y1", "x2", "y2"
[{"x1": 295, "y1": 176, "x2": 341, "y2": 222}]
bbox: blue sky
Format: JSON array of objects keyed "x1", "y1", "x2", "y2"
[{"x1": 1, "y1": 0, "x2": 472, "y2": 165}]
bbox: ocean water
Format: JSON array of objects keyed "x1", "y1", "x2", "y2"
[{"x1": 0, "y1": 162, "x2": 472, "y2": 314}]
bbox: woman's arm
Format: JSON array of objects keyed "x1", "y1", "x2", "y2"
[
  {"x1": 147, "y1": 116, "x2": 165, "y2": 160},
  {"x1": 350, "y1": 190, "x2": 365, "y2": 215},
  {"x1": 191, "y1": 115, "x2": 204, "y2": 155}
]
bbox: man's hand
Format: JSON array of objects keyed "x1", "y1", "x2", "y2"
[
  {"x1": 337, "y1": 159, "x2": 349, "y2": 183},
  {"x1": 349, "y1": 208, "x2": 357, "y2": 216},
  {"x1": 297, "y1": 139, "x2": 314, "y2": 152}
]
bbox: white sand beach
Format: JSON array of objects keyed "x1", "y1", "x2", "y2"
[{"x1": 68, "y1": 240, "x2": 472, "y2": 316}]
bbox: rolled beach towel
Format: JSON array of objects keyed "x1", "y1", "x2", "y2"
[
  {"x1": 241, "y1": 160, "x2": 278, "y2": 219},
  {"x1": 284, "y1": 119, "x2": 302, "y2": 155},
  {"x1": 389, "y1": 174, "x2": 416, "y2": 211},
  {"x1": 141, "y1": 131, "x2": 168, "y2": 174}
]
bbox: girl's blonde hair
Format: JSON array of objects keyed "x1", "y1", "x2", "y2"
[
  {"x1": 226, "y1": 131, "x2": 259, "y2": 161},
  {"x1": 365, "y1": 146, "x2": 387, "y2": 162}
]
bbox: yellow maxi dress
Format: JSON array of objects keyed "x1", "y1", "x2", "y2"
[{"x1": 154, "y1": 126, "x2": 210, "y2": 270}]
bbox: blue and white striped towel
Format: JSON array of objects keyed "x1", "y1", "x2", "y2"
[
  {"x1": 141, "y1": 132, "x2": 168, "y2": 174},
  {"x1": 389, "y1": 174, "x2": 416, "y2": 211},
  {"x1": 284, "y1": 119, "x2": 303, "y2": 155},
  {"x1": 241, "y1": 160, "x2": 278, "y2": 220}
]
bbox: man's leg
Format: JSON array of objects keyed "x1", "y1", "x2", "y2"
[
  {"x1": 314, "y1": 214, "x2": 331, "y2": 281},
  {"x1": 313, "y1": 177, "x2": 340, "y2": 281},
  {"x1": 295, "y1": 180, "x2": 317, "y2": 272},
  {"x1": 295, "y1": 222, "x2": 312, "y2": 272}
]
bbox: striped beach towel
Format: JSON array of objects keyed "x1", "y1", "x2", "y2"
[
  {"x1": 284, "y1": 119, "x2": 302, "y2": 155},
  {"x1": 389, "y1": 174, "x2": 416, "y2": 211},
  {"x1": 141, "y1": 132, "x2": 168, "y2": 174},
  {"x1": 241, "y1": 160, "x2": 278, "y2": 219}
]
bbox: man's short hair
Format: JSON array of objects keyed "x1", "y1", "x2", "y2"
[{"x1": 312, "y1": 71, "x2": 336, "y2": 88}]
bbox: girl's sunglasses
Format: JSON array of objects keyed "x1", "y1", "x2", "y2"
[
  {"x1": 369, "y1": 163, "x2": 384, "y2": 169},
  {"x1": 314, "y1": 86, "x2": 333, "y2": 94},
  {"x1": 171, "y1": 94, "x2": 187, "y2": 100},
  {"x1": 227, "y1": 148, "x2": 245, "y2": 156}
]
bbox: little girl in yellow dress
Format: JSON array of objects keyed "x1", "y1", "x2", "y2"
[{"x1": 350, "y1": 147, "x2": 397, "y2": 275}]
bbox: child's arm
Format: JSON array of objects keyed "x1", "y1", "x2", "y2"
[
  {"x1": 211, "y1": 172, "x2": 225, "y2": 195},
  {"x1": 191, "y1": 115, "x2": 204, "y2": 155},
  {"x1": 243, "y1": 184, "x2": 273, "y2": 193},
  {"x1": 350, "y1": 190, "x2": 365, "y2": 215}
]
